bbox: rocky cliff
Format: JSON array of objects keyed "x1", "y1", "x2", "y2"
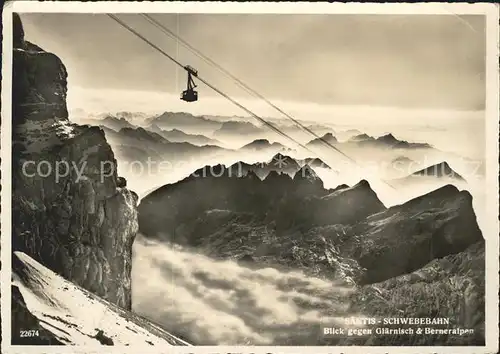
[{"x1": 12, "y1": 13, "x2": 138, "y2": 311}]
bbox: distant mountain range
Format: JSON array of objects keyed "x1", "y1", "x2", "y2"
[
  {"x1": 100, "y1": 126, "x2": 228, "y2": 166},
  {"x1": 146, "y1": 124, "x2": 222, "y2": 146},
  {"x1": 348, "y1": 133, "x2": 432, "y2": 149},
  {"x1": 78, "y1": 112, "x2": 436, "y2": 155},
  {"x1": 302, "y1": 132, "x2": 433, "y2": 154},
  {"x1": 146, "y1": 112, "x2": 222, "y2": 134},
  {"x1": 78, "y1": 115, "x2": 137, "y2": 131},
  {"x1": 214, "y1": 121, "x2": 265, "y2": 137},
  {"x1": 76, "y1": 112, "x2": 480, "y2": 192}
]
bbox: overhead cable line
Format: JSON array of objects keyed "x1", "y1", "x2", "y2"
[
  {"x1": 139, "y1": 14, "x2": 398, "y2": 190},
  {"x1": 140, "y1": 14, "x2": 400, "y2": 191},
  {"x1": 140, "y1": 13, "x2": 361, "y2": 166},
  {"x1": 108, "y1": 13, "x2": 397, "y2": 190},
  {"x1": 107, "y1": 13, "x2": 323, "y2": 156}
]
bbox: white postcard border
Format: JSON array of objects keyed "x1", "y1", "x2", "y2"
[{"x1": 1, "y1": 2, "x2": 499, "y2": 354}]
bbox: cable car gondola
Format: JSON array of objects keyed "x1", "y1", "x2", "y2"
[{"x1": 181, "y1": 65, "x2": 198, "y2": 102}]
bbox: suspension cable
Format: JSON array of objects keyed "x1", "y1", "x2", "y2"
[
  {"x1": 107, "y1": 13, "x2": 397, "y2": 190},
  {"x1": 107, "y1": 13, "x2": 322, "y2": 155},
  {"x1": 140, "y1": 13, "x2": 359, "y2": 165}
]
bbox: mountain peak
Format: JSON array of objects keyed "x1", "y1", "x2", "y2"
[
  {"x1": 355, "y1": 179, "x2": 371, "y2": 189},
  {"x1": 245, "y1": 139, "x2": 270, "y2": 146},
  {"x1": 269, "y1": 152, "x2": 296, "y2": 163},
  {"x1": 242, "y1": 139, "x2": 284, "y2": 150},
  {"x1": 399, "y1": 184, "x2": 464, "y2": 210},
  {"x1": 304, "y1": 157, "x2": 331, "y2": 169},
  {"x1": 271, "y1": 152, "x2": 286, "y2": 158},
  {"x1": 191, "y1": 164, "x2": 229, "y2": 178},
  {"x1": 324, "y1": 179, "x2": 379, "y2": 201},
  {"x1": 147, "y1": 123, "x2": 163, "y2": 131},
  {"x1": 293, "y1": 165, "x2": 321, "y2": 184},
  {"x1": 349, "y1": 133, "x2": 373, "y2": 142},
  {"x1": 392, "y1": 156, "x2": 414, "y2": 164},
  {"x1": 412, "y1": 161, "x2": 465, "y2": 181},
  {"x1": 306, "y1": 132, "x2": 338, "y2": 146},
  {"x1": 322, "y1": 132, "x2": 337, "y2": 141},
  {"x1": 264, "y1": 170, "x2": 292, "y2": 182},
  {"x1": 377, "y1": 133, "x2": 398, "y2": 143}
]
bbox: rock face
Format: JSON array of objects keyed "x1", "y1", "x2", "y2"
[
  {"x1": 11, "y1": 13, "x2": 138, "y2": 310},
  {"x1": 348, "y1": 240, "x2": 485, "y2": 346},
  {"x1": 12, "y1": 252, "x2": 190, "y2": 346},
  {"x1": 340, "y1": 185, "x2": 483, "y2": 284},
  {"x1": 13, "y1": 14, "x2": 68, "y2": 124}
]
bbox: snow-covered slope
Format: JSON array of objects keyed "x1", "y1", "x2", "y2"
[{"x1": 12, "y1": 251, "x2": 191, "y2": 346}]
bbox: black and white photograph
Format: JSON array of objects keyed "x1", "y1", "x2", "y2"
[{"x1": 1, "y1": 2, "x2": 499, "y2": 353}]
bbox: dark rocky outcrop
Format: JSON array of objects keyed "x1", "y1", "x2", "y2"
[
  {"x1": 12, "y1": 13, "x2": 138, "y2": 312},
  {"x1": 341, "y1": 185, "x2": 483, "y2": 284},
  {"x1": 348, "y1": 241, "x2": 485, "y2": 345},
  {"x1": 312, "y1": 179, "x2": 386, "y2": 227},
  {"x1": 13, "y1": 26, "x2": 68, "y2": 123}
]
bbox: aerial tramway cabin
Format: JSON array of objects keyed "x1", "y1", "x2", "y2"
[{"x1": 181, "y1": 65, "x2": 199, "y2": 102}]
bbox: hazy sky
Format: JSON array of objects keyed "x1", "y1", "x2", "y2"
[{"x1": 19, "y1": 13, "x2": 486, "y2": 111}]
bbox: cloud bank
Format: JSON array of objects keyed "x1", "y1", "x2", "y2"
[{"x1": 132, "y1": 237, "x2": 362, "y2": 345}]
